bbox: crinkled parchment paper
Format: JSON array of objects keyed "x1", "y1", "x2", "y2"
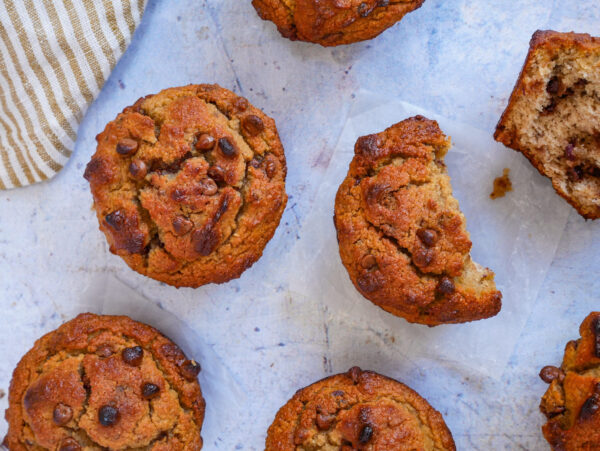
[{"x1": 289, "y1": 91, "x2": 571, "y2": 378}]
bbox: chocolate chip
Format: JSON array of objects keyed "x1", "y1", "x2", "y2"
[
  {"x1": 142, "y1": 383, "x2": 160, "y2": 400},
  {"x1": 361, "y1": 254, "x2": 377, "y2": 269},
  {"x1": 316, "y1": 413, "x2": 335, "y2": 430},
  {"x1": 96, "y1": 344, "x2": 114, "y2": 358},
  {"x1": 564, "y1": 143, "x2": 575, "y2": 161},
  {"x1": 539, "y1": 366, "x2": 565, "y2": 384},
  {"x1": 195, "y1": 133, "x2": 216, "y2": 151},
  {"x1": 543, "y1": 99, "x2": 557, "y2": 113},
  {"x1": 357, "y1": 272, "x2": 382, "y2": 293},
  {"x1": 234, "y1": 97, "x2": 249, "y2": 112},
  {"x1": 172, "y1": 216, "x2": 193, "y2": 236},
  {"x1": 116, "y1": 138, "x2": 138, "y2": 156},
  {"x1": 579, "y1": 394, "x2": 600, "y2": 421},
  {"x1": 129, "y1": 159, "x2": 147, "y2": 179},
  {"x1": 348, "y1": 367, "x2": 362, "y2": 384},
  {"x1": 358, "y1": 2, "x2": 370, "y2": 16},
  {"x1": 58, "y1": 438, "x2": 81, "y2": 451},
  {"x1": 377, "y1": 0, "x2": 389, "y2": 5},
  {"x1": 416, "y1": 228, "x2": 437, "y2": 247},
  {"x1": 105, "y1": 210, "x2": 125, "y2": 231},
  {"x1": 592, "y1": 317, "x2": 600, "y2": 358},
  {"x1": 332, "y1": 390, "x2": 345, "y2": 397},
  {"x1": 546, "y1": 76, "x2": 561, "y2": 95},
  {"x1": 218, "y1": 137, "x2": 237, "y2": 157},
  {"x1": 568, "y1": 165, "x2": 584, "y2": 182},
  {"x1": 437, "y1": 277, "x2": 456, "y2": 295},
  {"x1": 98, "y1": 405, "x2": 119, "y2": 426},
  {"x1": 208, "y1": 165, "x2": 225, "y2": 182},
  {"x1": 53, "y1": 403, "x2": 73, "y2": 426},
  {"x1": 359, "y1": 425, "x2": 373, "y2": 443},
  {"x1": 241, "y1": 115, "x2": 265, "y2": 136},
  {"x1": 122, "y1": 346, "x2": 143, "y2": 366},
  {"x1": 265, "y1": 158, "x2": 277, "y2": 179},
  {"x1": 413, "y1": 248, "x2": 434, "y2": 267},
  {"x1": 192, "y1": 226, "x2": 219, "y2": 256},
  {"x1": 249, "y1": 158, "x2": 261, "y2": 168},
  {"x1": 171, "y1": 188, "x2": 186, "y2": 202},
  {"x1": 180, "y1": 359, "x2": 201, "y2": 381},
  {"x1": 200, "y1": 178, "x2": 218, "y2": 196},
  {"x1": 356, "y1": 134, "x2": 380, "y2": 156}
]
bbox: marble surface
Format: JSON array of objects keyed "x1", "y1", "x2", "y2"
[{"x1": 1, "y1": 0, "x2": 599, "y2": 449}]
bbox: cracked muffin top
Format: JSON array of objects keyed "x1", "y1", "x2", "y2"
[
  {"x1": 540, "y1": 312, "x2": 600, "y2": 450},
  {"x1": 4, "y1": 313, "x2": 205, "y2": 450},
  {"x1": 265, "y1": 367, "x2": 455, "y2": 450},
  {"x1": 84, "y1": 84, "x2": 287, "y2": 288},
  {"x1": 252, "y1": 0, "x2": 425, "y2": 47},
  {"x1": 494, "y1": 30, "x2": 600, "y2": 219},
  {"x1": 334, "y1": 116, "x2": 501, "y2": 326}
]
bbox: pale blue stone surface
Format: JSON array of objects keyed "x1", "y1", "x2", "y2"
[{"x1": 1, "y1": 1, "x2": 599, "y2": 449}]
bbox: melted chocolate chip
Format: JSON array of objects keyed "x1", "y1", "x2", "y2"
[
  {"x1": 416, "y1": 228, "x2": 437, "y2": 247},
  {"x1": 195, "y1": 133, "x2": 216, "y2": 151},
  {"x1": 105, "y1": 210, "x2": 126, "y2": 231},
  {"x1": 377, "y1": 0, "x2": 389, "y2": 5},
  {"x1": 413, "y1": 248, "x2": 434, "y2": 267},
  {"x1": 234, "y1": 97, "x2": 249, "y2": 112},
  {"x1": 359, "y1": 425, "x2": 374, "y2": 444},
  {"x1": 171, "y1": 188, "x2": 186, "y2": 202},
  {"x1": 437, "y1": 277, "x2": 456, "y2": 295},
  {"x1": 356, "y1": 134, "x2": 380, "y2": 156},
  {"x1": 218, "y1": 137, "x2": 237, "y2": 157},
  {"x1": 348, "y1": 367, "x2": 362, "y2": 384},
  {"x1": 200, "y1": 178, "x2": 218, "y2": 196},
  {"x1": 357, "y1": 272, "x2": 383, "y2": 293},
  {"x1": 539, "y1": 366, "x2": 565, "y2": 384},
  {"x1": 265, "y1": 159, "x2": 277, "y2": 179},
  {"x1": 208, "y1": 165, "x2": 225, "y2": 182},
  {"x1": 142, "y1": 383, "x2": 160, "y2": 400},
  {"x1": 96, "y1": 344, "x2": 114, "y2": 358},
  {"x1": 568, "y1": 165, "x2": 584, "y2": 182},
  {"x1": 192, "y1": 226, "x2": 219, "y2": 256},
  {"x1": 98, "y1": 405, "x2": 119, "y2": 426},
  {"x1": 180, "y1": 360, "x2": 202, "y2": 381},
  {"x1": 172, "y1": 216, "x2": 193, "y2": 236},
  {"x1": 358, "y1": 2, "x2": 370, "y2": 16},
  {"x1": 58, "y1": 438, "x2": 81, "y2": 451},
  {"x1": 546, "y1": 76, "x2": 561, "y2": 95},
  {"x1": 564, "y1": 143, "x2": 575, "y2": 161},
  {"x1": 579, "y1": 394, "x2": 600, "y2": 421},
  {"x1": 116, "y1": 138, "x2": 138, "y2": 156},
  {"x1": 122, "y1": 346, "x2": 143, "y2": 366},
  {"x1": 592, "y1": 317, "x2": 600, "y2": 358},
  {"x1": 53, "y1": 403, "x2": 73, "y2": 426},
  {"x1": 129, "y1": 159, "x2": 147, "y2": 179},
  {"x1": 242, "y1": 115, "x2": 265, "y2": 136}
]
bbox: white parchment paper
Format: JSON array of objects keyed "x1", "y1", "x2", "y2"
[{"x1": 290, "y1": 91, "x2": 571, "y2": 378}]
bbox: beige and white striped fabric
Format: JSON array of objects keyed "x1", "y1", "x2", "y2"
[{"x1": 0, "y1": 0, "x2": 147, "y2": 190}]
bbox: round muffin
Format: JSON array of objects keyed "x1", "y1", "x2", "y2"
[
  {"x1": 4, "y1": 313, "x2": 205, "y2": 450},
  {"x1": 540, "y1": 312, "x2": 600, "y2": 450},
  {"x1": 266, "y1": 367, "x2": 456, "y2": 450},
  {"x1": 84, "y1": 84, "x2": 287, "y2": 288},
  {"x1": 252, "y1": 0, "x2": 425, "y2": 47},
  {"x1": 334, "y1": 116, "x2": 502, "y2": 326}
]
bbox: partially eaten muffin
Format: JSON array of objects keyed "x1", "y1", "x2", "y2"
[{"x1": 495, "y1": 30, "x2": 600, "y2": 219}]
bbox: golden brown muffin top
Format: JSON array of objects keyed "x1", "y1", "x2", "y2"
[
  {"x1": 5, "y1": 313, "x2": 205, "y2": 450},
  {"x1": 252, "y1": 0, "x2": 425, "y2": 47},
  {"x1": 84, "y1": 84, "x2": 287, "y2": 288},
  {"x1": 334, "y1": 116, "x2": 501, "y2": 326},
  {"x1": 540, "y1": 312, "x2": 600, "y2": 450},
  {"x1": 266, "y1": 367, "x2": 456, "y2": 450}
]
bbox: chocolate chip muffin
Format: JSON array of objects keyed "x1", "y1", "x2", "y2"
[
  {"x1": 334, "y1": 116, "x2": 502, "y2": 326},
  {"x1": 266, "y1": 367, "x2": 456, "y2": 450},
  {"x1": 4, "y1": 313, "x2": 205, "y2": 450},
  {"x1": 494, "y1": 30, "x2": 600, "y2": 219},
  {"x1": 84, "y1": 84, "x2": 287, "y2": 287},
  {"x1": 252, "y1": 0, "x2": 425, "y2": 47},
  {"x1": 540, "y1": 312, "x2": 600, "y2": 449}
]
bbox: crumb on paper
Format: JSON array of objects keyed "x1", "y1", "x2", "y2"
[
  {"x1": 0, "y1": 389, "x2": 5, "y2": 399},
  {"x1": 490, "y1": 168, "x2": 512, "y2": 199}
]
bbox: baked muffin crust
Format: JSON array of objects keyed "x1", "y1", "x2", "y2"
[
  {"x1": 266, "y1": 367, "x2": 455, "y2": 450},
  {"x1": 334, "y1": 116, "x2": 501, "y2": 326},
  {"x1": 4, "y1": 313, "x2": 205, "y2": 450},
  {"x1": 84, "y1": 84, "x2": 287, "y2": 287}
]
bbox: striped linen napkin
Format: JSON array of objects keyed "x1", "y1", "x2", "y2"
[{"x1": 0, "y1": 0, "x2": 147, "y2": 190}]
